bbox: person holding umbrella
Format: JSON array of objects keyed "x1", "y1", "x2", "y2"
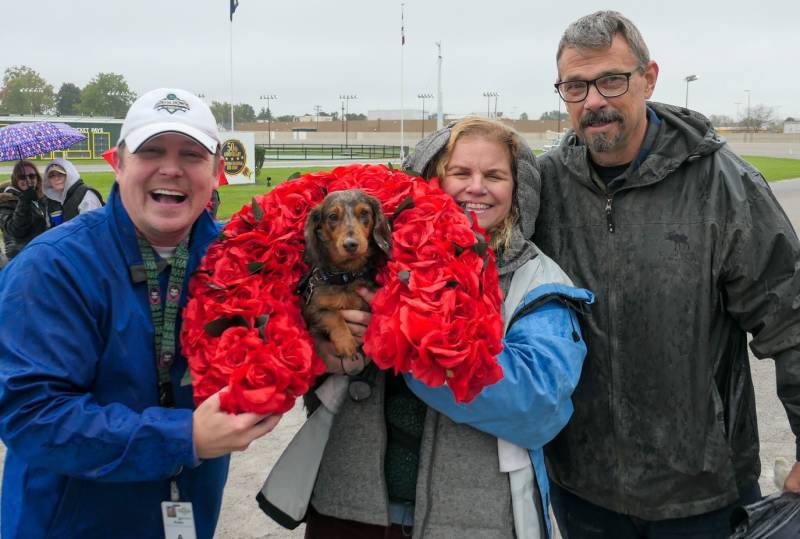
[{"x1": 0, "y1": 160, "x2": 60, "y2": 261}]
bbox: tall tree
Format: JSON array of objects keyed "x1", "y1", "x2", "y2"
[
  {"x1": 79, "y1": 73, "x2": 136, "y2": 118},
  {"x1": 539, "y1": 110, "x2": 569, "y2": 121},
  {"x1": 256, "y1": 106, "x2": 273, "y2": 121},
  {"x1": 234, "y1": 103, "x2": 256, "y2": 123},
  {"x1": 209, "y1": 101, "x2": 257, "y2": 129},
  {"x1": 56, "y1": 83, "x2": 82, "y2": 116},
  {"x1": 709, "y1": 114, "x2": 735, "y2": 127},
  {"x1": 0, "y1": 65, "x2": 56, "y2": 115}
]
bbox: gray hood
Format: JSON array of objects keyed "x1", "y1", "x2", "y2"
[
  {"x1": 403, "y1": 124, "x2": 541, "y2": 240},
  {"x1": 43, "y1": 158, "x2": 81, "y2": 203}
]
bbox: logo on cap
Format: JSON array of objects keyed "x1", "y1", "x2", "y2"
[{"x1": 153, "y1": 93, "x2": 190, "y2": 115}]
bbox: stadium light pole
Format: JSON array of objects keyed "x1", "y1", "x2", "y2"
[
  {"x1": 418, "y1": 93, "x2": 433, "y2": 137},
  {"x1": 260, "y1": 94, "x2": 277, "y2": 146},
  {"x1": 684, "y1": 74, "x2": 698, "y2": 109},
  {"x1": 339, "y1": 94, "x2": 357, "y2": 147},
  {"x1": 483, "y1": 91, "x2": 498, "y2": 119}
]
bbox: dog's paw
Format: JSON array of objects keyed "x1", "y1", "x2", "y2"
[{"x1": 332, "y1": 334, "x2": 359, "y2": 361}]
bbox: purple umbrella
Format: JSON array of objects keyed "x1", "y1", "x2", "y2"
[{"x1": 0, "y1": 122, "x2": 86, "y2": 162}]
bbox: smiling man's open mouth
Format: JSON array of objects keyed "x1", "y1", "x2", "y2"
[{"x1": 150, "y1": 189, "x2": 187, "y2": 204}]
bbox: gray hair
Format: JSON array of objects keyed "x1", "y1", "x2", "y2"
[{"x1": 556, "y1": 11, "x2": 650, "y2": 71}]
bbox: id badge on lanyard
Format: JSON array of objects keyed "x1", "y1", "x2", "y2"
[
  {"x1": 138, "y1": 237, "x2": 197, "y2": 538},
  {"x1": 162, "y1": 480, "x2": 197, "y2": 539}
]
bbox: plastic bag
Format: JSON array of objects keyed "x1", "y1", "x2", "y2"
[{"x1": 729, "y1": 491, "x2": 800, "y2": 538}]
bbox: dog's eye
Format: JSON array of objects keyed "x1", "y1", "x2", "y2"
[
  {"x1": 359, "y1": 209, "x2": 370, "y2": 220},
  {"x1": 327, "y1": 213, "x2": 339, "y2": 223}
]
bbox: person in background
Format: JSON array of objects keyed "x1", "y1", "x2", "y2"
[
  {"x1": 0, "y1": 160, "x2": 59, "y2": 260},
  {"x1": 0, "y1": 88, "x2": 282, "y2": 539},
  {"x1": 535, "y1": 10, "x2": 800, "y2": 538},
  {"x1": 43, "y1": 158, "x2": 104, "y2": 222}
]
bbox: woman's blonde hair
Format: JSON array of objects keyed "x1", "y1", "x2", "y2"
[{"x1": 434, "y1": 117, "x2": 521, "y2": 252}]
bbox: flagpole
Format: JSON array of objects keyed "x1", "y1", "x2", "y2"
[
  {"x1": 229, "y1": 15, "x2": 235, "y2": 131},
  {"x1": 400, "y1": 3, "x2": 405, "y2": 163},
  {"x1": 436, "y1": 41, "x2": 443, "y2": 130}
]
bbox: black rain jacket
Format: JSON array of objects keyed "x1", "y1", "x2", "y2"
[{"x1": 535, "y1": 102, "x2": 800, "y2": 520}]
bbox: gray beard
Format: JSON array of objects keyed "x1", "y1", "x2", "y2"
[{"x1": 587, "y1": 131, "x2": 623, "y2": 154}]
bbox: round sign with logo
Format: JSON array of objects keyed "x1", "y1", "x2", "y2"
[{"x1": 223, "y1": 138, "x2": 247, "y2": 176}]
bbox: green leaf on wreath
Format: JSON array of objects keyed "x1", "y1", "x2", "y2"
[
  {"x1": 251, "y1": 198, "x2": 264, "y2": 224},
  {"x1": 393, "y1": 197, "x2": 415, "y2": 221},
  {"x1": 287, "y1": 171, "x2": 301, "y2": 180},
  {"x1": 453, "y1": 243, "x2": 465, "y2": 256},
  {"x1": 398, "y1": 270, "x2": 411, "y2": 284},
  {"x1": 248, "y1": 261, "x2": 265, "y2": 274},
  {"x1": 258, "y1": 326, "x2": 268, "y2": 343},
  {"x1": 387, "y1": 162, "x2": 394, "y2": 171},
  {"x1": 180, "y1": 367, "x2": 193, "y2": 386},
  {"x1": 255, "y1": 314, "x2": 270, "y2": 328},
  {"x1": 472, "y1": 241, "x2": 488, "y2": 258},
  {"x1": 204, "y1": 315, "x2": 250, "y2": 337},
  {"x1": 402, "y1": 168, "x2": 421, "y2": 178},
  {"x1": 446, "y1": 280, "x2": 458, "y2": 288}
]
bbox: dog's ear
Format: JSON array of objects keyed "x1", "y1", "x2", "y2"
[
  {"x1": 304, "y1": 205, "x2": 323, "y2": 266},
  {"x1": 368, "y1": 196, "x2": 392, "y2": 258}
]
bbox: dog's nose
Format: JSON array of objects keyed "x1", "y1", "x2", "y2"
[{"x1": 343, "y1": 238, "x2": 359, "y2": 253}]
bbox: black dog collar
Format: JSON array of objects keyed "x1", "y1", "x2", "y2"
[{"x1": 296, "y1": 266, "x2": 376, "y2": 304}]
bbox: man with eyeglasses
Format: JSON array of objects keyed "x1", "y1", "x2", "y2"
[{"x1": 533, "y1": 10, "x2": 800, "y2": 538}]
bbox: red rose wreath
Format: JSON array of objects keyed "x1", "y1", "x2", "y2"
[{"x1": 181, "y1": 164, "x2": 504, "y2": 414}]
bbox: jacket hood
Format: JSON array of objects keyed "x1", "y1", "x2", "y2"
[
  {"x1": 0, "y1": 181, "x2": 19, "y2": 206},
  {"x1": 552, "y1": 101, "x2": 726, "y2": 188},
  {"x1": 403, "y1": 124, "x2": 541, "y2": 240},
  {"x1": 43, "y1": 158, "x2": 81, "y2": 203}
]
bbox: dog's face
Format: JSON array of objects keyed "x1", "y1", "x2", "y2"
[{"x1": 304, "y1": 189, "x2": 391, "y2": 270}]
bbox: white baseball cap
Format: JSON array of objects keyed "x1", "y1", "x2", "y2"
[{"x1": 118, "y1": 88, "x2": 221, "y2": 153}]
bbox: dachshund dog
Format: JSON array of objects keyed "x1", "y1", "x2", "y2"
[{"x1": 300, "y1": 189, "x2": 391, "y2": 364}]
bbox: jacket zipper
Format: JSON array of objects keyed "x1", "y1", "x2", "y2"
[{"x1": 605, "y1": 194, "x2": 615, "y2": 233}]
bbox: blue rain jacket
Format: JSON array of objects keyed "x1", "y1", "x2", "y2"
[
  {"x1": 0, "y1": 185, "x2": 228, "y2": 539},
  {"x1": 406, "y1": 283, "x2": 594, "y2": 537}
]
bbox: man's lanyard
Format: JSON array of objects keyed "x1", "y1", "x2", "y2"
[{"x1": 136, "y1": 235, "x2": 190, "y2": 409}]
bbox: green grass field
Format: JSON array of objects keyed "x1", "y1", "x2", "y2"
[{"x1": 741, "y1": 156, "x2": 800, "y2": 182}]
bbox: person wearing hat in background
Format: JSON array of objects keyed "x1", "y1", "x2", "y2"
[
  {"x1": 0, "y1": 160, "x2": 60, "y2": 261},
  {"x1": 43, "y1": 158, "x2": 104, "y2": 223},
  {"x1": 0, "y1": 88, "x2": 282, "y2": 539}
]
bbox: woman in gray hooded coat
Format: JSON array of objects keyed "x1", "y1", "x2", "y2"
[
  {"x1": 288, "y1": 118, "x2": 593, "y2": 539},
  {"x1": 43, "y1": 158, "x2": 103, "y2": 222}
]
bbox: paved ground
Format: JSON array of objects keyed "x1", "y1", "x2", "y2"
[{"x1": 1, "y1": 179, "x2": 799, "y2": 537}]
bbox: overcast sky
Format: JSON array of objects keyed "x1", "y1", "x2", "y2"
[{"x1": 2, "y1": 0, "x2": 797, "y2": 121}]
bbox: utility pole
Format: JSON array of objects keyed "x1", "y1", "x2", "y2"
[
  {"x1": 745, "y1": 89, "x2": 751, "y2": 142},
  {"x1": 436, "y1": 41, "x2": 443, "y2": 129},
  {"x1": 260, "y1": 94, "x2": 277, "y2": 145},
  {"x1": 314, "y1": 104, "x2": 322, "y2": 131}
]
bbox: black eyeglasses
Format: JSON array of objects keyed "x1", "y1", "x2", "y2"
[
  {"x1": 555, "y1": 67, "x2": 644, "y2": 103},
  {"x1": 18, "y1": 173, "x2": 37, "y2": 181}
]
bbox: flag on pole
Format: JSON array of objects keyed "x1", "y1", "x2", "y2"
[
  {"x1": 230, "y1": 0, "x2": 239, "y2": 21},
  {"x1": 401, "y1": 5, "x2": 405, "y2": 45}
]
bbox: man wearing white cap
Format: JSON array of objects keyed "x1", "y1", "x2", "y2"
[{"x1": 0, "y1": 89, "x2": 281, "y2": 539}]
